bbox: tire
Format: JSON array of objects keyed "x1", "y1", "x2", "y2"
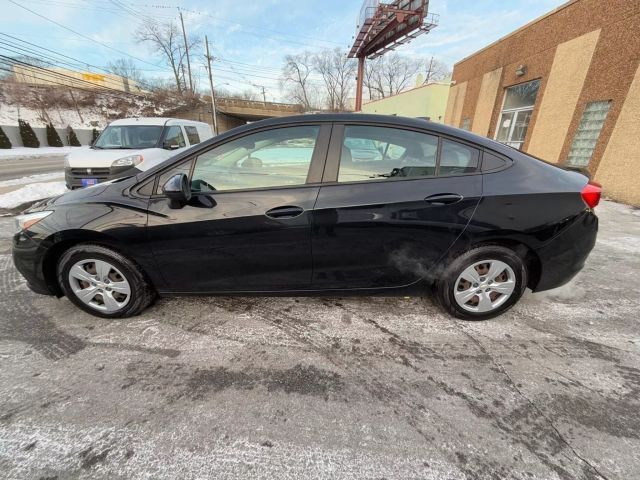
[
  {"x1": 435, "y1": 245, "x2": 527, "y2": 321},
  {"x1": 57, "y1": 244, "x2": 156, "y2": 318}
]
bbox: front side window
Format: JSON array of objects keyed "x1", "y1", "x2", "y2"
[
  {"x1": 163, "y1": 126, "x2": 186, "y2": 149},
  {"x1": 93, "y1": 125, "x2": 163, "y2": 149},
  {"x1": 495, "y1": 80, "x2": 540, "y2": 150},
  {"x1": 339, "y1": 126, "x2": 438, "y2": 182},
  {"x1": 184, "y1": 126, "x2": 200, "y2": 145},
  {"x1": 189, "y1": 126, "x2": 319, "y2": 192}
]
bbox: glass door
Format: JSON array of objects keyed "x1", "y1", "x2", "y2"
[{"x1": 495, "y1": 80, "x2": 540, "y2": 150}]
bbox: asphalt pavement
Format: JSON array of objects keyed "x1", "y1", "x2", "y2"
[
  {"x1": 0, "y1": 200, "x2": 638, "y2": 479},
  {"x1": 0, "y1": 155, "x2": 64, "y2": 181}
]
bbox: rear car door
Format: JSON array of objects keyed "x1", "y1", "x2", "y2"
[
  {"x1": 311, "y1": 123, "x2": 483, "y2": 289},
  {"x1": 146, "y1": 123, "x2": 330, "y2": 292}
]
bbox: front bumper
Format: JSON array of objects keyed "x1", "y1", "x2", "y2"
[
  {"x1": 65, "y1": 166, "x2": 139, "y2": 189},
  {"x1": 12, "y1": 230, "x2": 54, "y2": 296},
  {"x1": 533, "y1": 211, "x2": 598, "y2": 292}
]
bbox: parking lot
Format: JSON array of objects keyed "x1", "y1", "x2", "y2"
[{"x1": 0, "y1": 200, "x2": 638, "y2": 479}]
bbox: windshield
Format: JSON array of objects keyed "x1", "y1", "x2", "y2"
[{"x1": 94, "y1": 125, "x2": 163, "y2": 149}]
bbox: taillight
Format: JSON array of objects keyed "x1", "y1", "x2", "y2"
[{"x1": 581, "y1": 181, "x2": 602, "y2": 209}]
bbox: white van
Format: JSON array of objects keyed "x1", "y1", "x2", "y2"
[{"x1": 65, "y1": 117, "x2": 213, "y2": 189}]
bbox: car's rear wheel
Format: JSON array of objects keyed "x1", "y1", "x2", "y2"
[
  {"x1": 436, "y1": 245, "x2": 527, "y2": 320},
  {"x1": 57, "y1": 244, "x2": 155, "y2": 318}
]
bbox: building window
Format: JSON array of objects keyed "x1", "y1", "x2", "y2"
[
  {"x1": 461, "y1": 118, "x2": 471, "y2": 131},
  {"x1": 567, "y1": 101, "x2": 611, "y2": 167},
  {"x1": 495, "y1": 79, "x2": 540, "y2": 150}
]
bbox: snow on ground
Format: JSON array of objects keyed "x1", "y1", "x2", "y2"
[
  {"x1": 0, "y1": 146, "x2": 88, "y2": 160},
  {"x1": 0, "y1": 172, "x2": 64, "y2": 188},
  {"x1": 0, "y1": 102, "x2": 107, "y2": 130},
  {"x1": 0, "y1": 181, "x2": 67, "y2": 209}
]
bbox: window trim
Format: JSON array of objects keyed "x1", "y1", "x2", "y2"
[
  {"x1": 136, "y1": 123, "x2": 331, "y2": 198},
  {"x1": 322, "y1": 122, "x2": 482, "y2": 185}
]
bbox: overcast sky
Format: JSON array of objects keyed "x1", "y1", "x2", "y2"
[{"x1": 1, "y1": 0, "x2": 566, "y2": 100}]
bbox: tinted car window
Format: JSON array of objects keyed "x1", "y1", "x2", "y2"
[
  {"x1": 184, "y1": 126, "x2": 200, "y2": 145},
  {"x1": 439, "y1": 139, "x2": 479, "y2": 175},
  {"x1": 156, "y1": 159, "x2": 194, "y2": 194},
  {"x1": 339, "y1": 126, "x2": 438, "y2": 182},
  {"x1": 481, "y1": 151, "x2": 508, "y2": 171},
  {"x1": 190, "y1": 126, "x2": 319, "y2": 192},
  {"x1": 163, "y1": 126, "x2": 186, "y2": 149}
]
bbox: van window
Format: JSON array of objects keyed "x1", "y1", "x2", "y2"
[
  {"x1": 163, "y1": 126, "x2": 186, "y2": 149},
  {"x1": 184, "y1": 126, "x2": 200, "y2": 145},
  {"x1": 94, "y1": 125, "x2": 162, "y2": 149}
]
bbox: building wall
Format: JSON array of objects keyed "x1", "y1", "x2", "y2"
[
  {"x1": 361, "y1": 83, "x2": 450, "y2": 122},
  {"x1": 12, "y1": 66, "x2": 141, "y2": 93},
  {"x1": 444, "y1": 0, "x2": 640, "y2": 205}
]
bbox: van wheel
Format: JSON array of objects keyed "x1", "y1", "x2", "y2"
[
  {"x1": 57, "y1": 244, "x2": 155, "y2": 318},
  {"x1": 436, "y1": 246, "x2": 527, "y2": 321}
]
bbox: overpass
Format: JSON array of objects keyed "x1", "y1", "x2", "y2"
[{"x1": 174, "y1": 97, "x2": 304, "y2": 133}]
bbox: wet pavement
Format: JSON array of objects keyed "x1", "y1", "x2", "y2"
[{"x1": 0, "y1": 200, "x2": 639, "y2": 479}]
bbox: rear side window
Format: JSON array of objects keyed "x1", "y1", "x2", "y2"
[
  {"x1": 439, "y1": 139, "x2": 480, "y2": 175},
  {"x1": 339, "y1": 126, "x2": 438, "y2": 182},
  {"x1": 184, "y1": 126, "x2": 200, "y2": 145},
  {"x1": 481, "y1": 152, "x2": 508, "y2": 171}
]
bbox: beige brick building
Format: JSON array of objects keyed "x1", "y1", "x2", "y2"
[{"x1": 444, "y1": 0, "x2": 640, "y2": 206}]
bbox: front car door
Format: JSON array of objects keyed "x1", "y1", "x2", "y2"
[
  {"x1": 311, "y1": 123, "x2": 483, "y2": 289},
  {"x1": 145, "y1": 123, "x2": 330, "y2": 293}
]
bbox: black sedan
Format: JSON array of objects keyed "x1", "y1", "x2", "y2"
[{"x1": 12, "y1": 114, "x2": 600, "y2": 320}]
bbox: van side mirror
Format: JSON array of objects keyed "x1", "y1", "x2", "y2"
[
  {"x1": 163, "y1": 141, "x2": 180, "y2": 150},
  {"x1": 162, "y1": 173, "x2": 191, "y2": 209}
]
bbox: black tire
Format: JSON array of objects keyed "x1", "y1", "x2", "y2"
[
  {"x1": 435, "y1": 245, "x2": 527, "y2": 321},
  {"x1": 57, "y1": 244, "x2": 156, "y2": 318}
]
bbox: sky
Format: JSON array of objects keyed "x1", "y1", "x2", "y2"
[{"x1": 0, "y1": 0, "x2": 566, "y2": 101}]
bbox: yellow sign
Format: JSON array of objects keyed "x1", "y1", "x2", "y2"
[{"x1": 82, "y1": 73, "x2": 105, "y2": 82}]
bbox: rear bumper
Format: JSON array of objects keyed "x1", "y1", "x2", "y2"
[
  {"x1": 65, "y1": 166, "x2": 140, "y2": 189},
  {"x1": 533, "y1": 211, "x2": 598, "y2": 292}
]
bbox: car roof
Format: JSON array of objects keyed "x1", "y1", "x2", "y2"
[
  {"x1": 244, "y1": 113, "x2": 514, "y2": 155},
  {"x1": 109, "y1": 117, "x2": 209, "y2": 127}
]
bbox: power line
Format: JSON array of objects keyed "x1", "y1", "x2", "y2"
[
  {"x1": 7, "y1": 0, "x2": 168, "y2": 71},
  {"x1": 0, "y1": 34, "x2": 157, "y2": 92}
]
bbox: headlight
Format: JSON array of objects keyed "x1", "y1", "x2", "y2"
[
  {"x1": 111, "y1": 155, "x2": 143, "y2": 168},
  {"x1": 14, "y1": 211, "x2": 53, "y2": 233}
]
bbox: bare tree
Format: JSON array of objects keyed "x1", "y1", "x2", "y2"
[
  {"x1": 312, "y1": 48, "x2": 356, "y2": 111},
  {"x1": 106, "y1": 58, "x2": 146, "y2": 89},
  {"x1": 280, "y1": 52, "x2": 316, "y2": 110},
  {"x1": 364, "y1": 53, "x2": 422, "y2": 100},
  {"x1": 135, "y1": 20, "x2": 200, "y2": 94},
  {"x1": 422, "y1": 57, "x2": 451, "y2": 84}
]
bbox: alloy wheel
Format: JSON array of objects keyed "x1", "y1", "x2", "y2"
[
  {"x1": 67, "y1": 259, "x2": 131, "y2": 312},
  {"x1": 453, "y1": 259, "x2": 516, "y2": 313}
]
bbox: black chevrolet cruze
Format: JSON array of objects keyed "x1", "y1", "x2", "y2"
[{"x1": 12, "y1": 114, "x2": 600, "y2": 320}]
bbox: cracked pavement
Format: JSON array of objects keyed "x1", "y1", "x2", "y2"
[{"x1": 0, "y1": 200, "x2": 639, "y2": 479}]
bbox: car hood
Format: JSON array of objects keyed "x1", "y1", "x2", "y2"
[{"x1": 66, "y1": 148, "x2": 160, "y2": 167}]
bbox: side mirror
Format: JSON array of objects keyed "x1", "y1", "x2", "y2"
[
  {"x1": 162, "y1": 173, "x2": 191, "y2": 209},
  {"x1": 163, "y1": 141, "x2": 180, "y2": 150}
]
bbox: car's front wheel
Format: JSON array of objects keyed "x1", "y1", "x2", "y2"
[
  {"x1": 57, "y1": 244, "x2": 155, "y2": 318},
  {"x1": 436, "y1": 245, "x2": 527, "y2": 320}
]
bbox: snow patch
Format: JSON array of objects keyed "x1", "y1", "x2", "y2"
[
  {"x1": 0, "y1": 146, "x2": 88, "y2": 159},
  {"x1": 0, "y1": 172, "x2": 64, "y2": 187},
  {"x1": 0, "y1": 182, "x2": 67, "y2": 209}
]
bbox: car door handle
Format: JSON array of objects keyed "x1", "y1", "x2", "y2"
[
  {"x1": 265, "y1": 206, "x2": 305, "y2": 219},
  {"x1": 424, "y1": 193, "x2": 464, "y2": 206}
]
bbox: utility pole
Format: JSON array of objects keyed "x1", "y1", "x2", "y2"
[
  {"x1": 259, "y1": 85, "x2": 266, "y2": 104},
  {"x1": 204, "y1": 36, "x2": 219, "y2": 135},
  {"x1": 179, "y1": 10, "x2": 193, "y2": 92}
]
